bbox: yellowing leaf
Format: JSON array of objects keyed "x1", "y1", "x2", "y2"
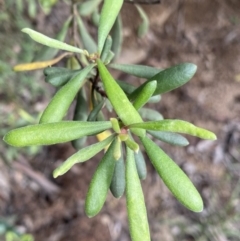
[{"x1": 13, "y1": 52, "x2": 73, "y2": 72}]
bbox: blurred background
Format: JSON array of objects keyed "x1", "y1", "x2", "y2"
[{"x1": 0, "y1": 0, "x2": 240, "y2": 240}]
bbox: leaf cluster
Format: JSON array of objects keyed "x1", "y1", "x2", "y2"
[{"x1": 3, "y1": 1, "x2": 217, "y2": 240}]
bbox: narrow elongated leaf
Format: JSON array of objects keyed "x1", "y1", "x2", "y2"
[
  {"x1": 97, "y1": 59, "x2": 145, "y2": 137},
  {"x1": 133, "y1": 81, "x2": 157, "y2": 110},
  {"x1": 85, "y1": 139, "x2": 117, "y2": 217},
  {"x1": 126, "y1": 147, "x2": 150, "y2": 241},
  {"x1": 138, "y1": 108, "x2": 163, "y2": 121},
  {"x1": 92, "y1": 9, "x2": 100, "y2": 26},
  {"x1": 110, "y1": 151, "x2": 125, "y2": 198},
  {"x1": 109, "y1": 63, "x2": 162, "y2": 79},
  {"x1": 148, "y1": 130, "x2": 189, "y2": 146},
  {"x1": 87, "y1": 99, "x2": 105, "y2": 121},
  {"x1": 110, "y1": 118, "x2": 121, "y2": 133},
  {"x1": 129, "y1": 120, "x2": 217, "y2": 140},
  {"x1": 72, "y1": 88, "x2": 88, "y2": 150},
  {"x1": 113, "y1": 136, "x2": 122, "y2": 160},
  {"x1": 67, "y1": 56, "x2": 82, "y2": 70},
  {"x1": 125, "y1": 138, "x2": 139, "y2": 153},
  {"x1": 79, "y1": 0, "x2": 102, "y2": 16},
  {"x1": 3, "y1": 121, "x2": 112, "y2": 147},
  {"x1": 28, "y1": 0, "x2": 37, "y2": 18},
  {"x1": 77, "y1": 15, "x2": 97, "y2": 53},
  {"x1": 104, "y1": 50, "x2": 115, "y2": 64},
  {"x1": 53, "y1": 134, "x2": 115, "y2": 178},
  {"x1": 140, "y1": 136, "x2": 203, "y2": 212},
  {"x1": 134, "y1": 150, "x2": 147, "y2": 180},
  {"x1": 116, "y1": 80, "x2": 136, "y2": 95},
  {"x1": 101, "y1": 35, "x2": 112, "y2": 63},
  {"x1": 73, "y1": 88, "x2": 88, "y2": 122},
  {"x1": 22, "y1": 28, "x2": 88, "y2": 55},
  {"x1": 119, "y1": 133, "x2": 128, "y2": 141},
  {"x1": 40, "y1": 64, "x2": 94, "y2": 123},
  {"x1": 13, "y1": 52, "x2": 72, "y2": 71},
  {"x1": 129, "y1": 63, "x2": 197, "y2": 99},
  {"x1": 111, "y1": 15, "x2": 122, "y2": 60},
  {"x1": 98, "y1": 0, "x2": 123, "y2": 54},
  {"x1": 136, "y1": 5, "x2": 149, "y2": 37},
  {"x1": 45, "y1": 70, "x2": 80, "y2": 87},
  {"x1": 44, "y1": 67, "x2": 69, "y2": 76},
  {"x1": 147, "y1": 94, "x2": 161, "y2": 103}
]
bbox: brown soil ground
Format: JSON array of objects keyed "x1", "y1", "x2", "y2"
[{"x1": 1, "y1": 0, "x2": 240, "y2": 241}]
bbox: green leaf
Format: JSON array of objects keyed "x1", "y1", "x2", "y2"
[
  {"x1": 97, "y1": 59, "x2": 145, "y2": 137},
  {"x1": 53, "y1": 134, "x2": 115, "y2": 178},
  {"x1": 40, "y1": 64, "x2": 94, "y2": 123},
  {"x1": 119, "y1": 133, "x2": 128, "y2": 141},
  {"x1": 104, "y1": 50, "x2": 115, "y2": 65},
  {"x1": 85, "y1": 138, "x2": 117, "y2": 217},
  {"x1": 72, "y1": 88, "x2": 88, "y2": 150},
  {"x1": 129, "y1": 63, "x2": 197, "y2": 99},
  {"x1": 116, "y1": 80, "x2": 136, "y2": 95},
  {"x1": 22, "y1": 28, "x2": 88, "y2": 55},
  {"x1": 77, "y1": 15, "x2": 97, "y2": 53},
  {"x1": 79, "y1": 0, "x2": 102, "y2": 17},
  {"x1": 113, "y1": 136, "x2": 122, "y2": 160},
  {"x1": 133, "y1": 80, "x2": 157, "y2": 110},
  {"x1": 126, "y1": 147, "x2": 150, "y2": 241},
  {"x1": 73, "y1": 88, "x2": 88, "y2": 122},
  {"x1": 111, "y1": 15, "x2": 122, "y2": 60},
  {"x1": 3, "y1": 121, "x2": 112, "y2": 147},
  {"x1": 147, "y1": 94, "x2": 161, "y2": 103},
  {"x1": 28, "y1": 0, "x2": 37, "y2": 19},
  {"x1": 98, "y1": 0, "x2": 123, "y2": 54},
  {"x1": 45, "y1": 69, "x2": 80, "y2": 87},
  {"x1": 67, "y1": 56, "x2": 82, "y2": 70},
  {"x1": 109, "y1": 63, "x2": 162, "y2": 79},
  {"x1": 110, "y1": 150, "x2": 125, "y2": 198},
  {"x1": 101, "y1": 35, "x2": 112, "y2": 63},
  {"x1": 140, "y1": 136, "x2": 203, "y2": 212},
  {"x1": 129, "y1": 120, "x2": 217, "y2": 140},
  {"x1": 72, "y1": 136, "x2": 87, "y2": 151},
  {"x1": 92, "y1": 9, "x2": 100, "y2": 27},
  {"x1": 148, "y1": 130, "x2": 189, "y2": 146},
  {"x1": 134, "y1": 150, "x2": 147, "y2": 180},
  {"x1": 138, "y1": 108, "x2": 163, "y2": 121},
  {"x1": 44, "y1": 67, "x2": 69, "y2": 76},
  {"x1": 110, "y1": 118, "x2": 121, "y2": 133},
  {"x1": 87, "y1": 99, "x2": 105, "y2": 121},
  {"x1": 125, "y1": 138, "x2": 139, "y2": 153},
  {"x1": 136, "y1": 5, "x2": 149, "y2": 37}
]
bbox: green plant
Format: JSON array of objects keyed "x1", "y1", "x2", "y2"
[{"x1": 3, "y1": 1, "x2": 217, "y2": 240}]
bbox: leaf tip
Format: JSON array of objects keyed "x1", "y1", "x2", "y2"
[
  {"x1": 204, "y1": 131, "x2": 217, "y2": 140},
  {"x1": 53, "y1": 170, "x2": 59, "y2": 178},
  {"x1": 191, "y1": 63, "x2": 197, "y2": 70},
  {"x1": 195, "y1": 205, "x2": 204, "y2": 213},
  {"x1": 3, "y1": 133, "x2": 14, "y2": 146},
  {"x1": 211, "y1": 133, "x2": 217, "y2": 140},
  {"x1": 21, "y1": 28, "x2": 30, "y2": 34},
  {"x1": 3, "y1": 134, "x2": 7, "y2": 143}
]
